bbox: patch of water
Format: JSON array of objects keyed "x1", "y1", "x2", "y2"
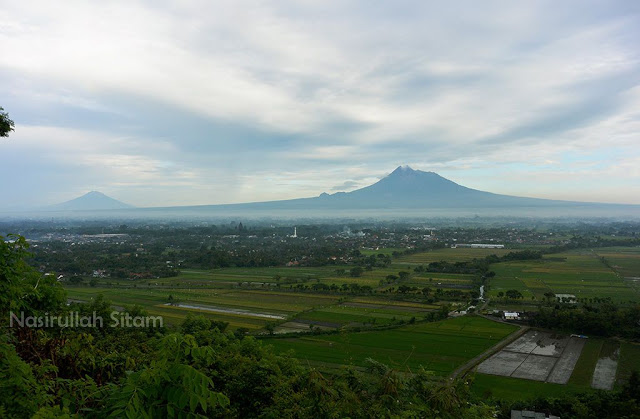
[{"x1": 164, "y1": 303, "x2": 286, "y2": 319}]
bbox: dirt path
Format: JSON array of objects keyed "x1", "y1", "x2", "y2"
[{"x1": 449, "y1": 316, "x2": 529, "y2": 380}]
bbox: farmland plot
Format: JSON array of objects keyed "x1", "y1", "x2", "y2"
[{"x1": 267, "y1": 316, "x2": 517, "y2": 374}]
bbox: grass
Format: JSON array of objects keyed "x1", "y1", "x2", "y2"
[
  {"x1": 65, "y1": 287, "x2": 340, "y2": 329},
  {"x1": 616, "y1": 342, "x2": 640, "y2": 388},
  {"x1": 473, "y1": 336, "x2": 637, "y2": 399},
  {"x1": 488, "y1": 249, "x2": 639, "y2": 303},
  {"x1": 295, "y1": 302, "x2": 437, "y2": 327},
  {"x1": 406, "y1": 272, "x2": 475, "y2": 289},
  {"x1": 266, "y1": 316, "x2": 517, "y2": 375},
  {"x1": 568, "y1": 338, "x2": 603, "y2": 387},
  {"x1": 471, "y1": 373, "x2": 587, "y2": 401},
  {"x1": 594, "y1": 247, "x2": 640, "y2": 278},
  {"x1": 397, "y1": 248, "x2": 513, "y2": 264},
  {"x1": 348, "y1": 297, "x2": 442, "y2": 309},
  {"x1": 318, "y1": 266, "x2": 414, "y2": 287}
]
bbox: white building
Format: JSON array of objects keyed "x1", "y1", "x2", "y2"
[{"x1": 503, "y1": 311, "x2": 520, "y2": 320}]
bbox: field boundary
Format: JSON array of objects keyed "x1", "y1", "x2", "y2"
[{"x1": 449, "y1": 316, "x2": 528, "y2": 380}]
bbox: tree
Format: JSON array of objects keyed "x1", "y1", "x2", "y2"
[
  {"x1": 69, "y1": 276, "x2": 84, "y2": 285},
  {"x1": 350, "y1": 267, "x2": 364, "y2": 277},
  {"x1": 181, "y1": 313, "x2": 213, "y2": 334},
  {"x1": 398, "y1": 285, "x2": 411, "y2": 294},
  {"x1": 385, "y1": 274, "x2": 398, "y2": 283},
  {"x1": 505, "y1": 289, "x2": 523, "y2": 300},
  {"x1": 0, "y1": 107, "x2": 14, "y2": 137},
  {"x1": 0, "y1": 234, "x2": 66, "y2": 318},
  {"x1": 265, "y1": 322, "x2": 276, "y2": 335}
]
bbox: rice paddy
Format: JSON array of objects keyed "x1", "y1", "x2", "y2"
[{"x1": 266, "y1": 316, "x2": 517, "y2": 374}]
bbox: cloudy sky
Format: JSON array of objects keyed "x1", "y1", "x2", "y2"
[{"x1": 1, "y1": 0, "x2": 639, "y2": 208}]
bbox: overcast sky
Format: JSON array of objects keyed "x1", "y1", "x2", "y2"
[{"x1": 1, "y1": 0, "x2": 639, "y2": 208}]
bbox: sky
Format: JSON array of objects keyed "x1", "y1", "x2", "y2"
[{"x1": 1, "y1": 0, "x2": 639, "y2": 208}]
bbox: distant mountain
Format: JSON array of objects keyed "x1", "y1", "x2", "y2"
[
  {"x1": 51, "y1": 191, "x2": 133, "y2": 211},
  {"x1": 305, "y1": 165, "x2": 577, "y2": 209},
  {"x1": 19, "y1": 167, "x2": 638, "y2": 219},
  {"x1": 190, "y1": 165, "x2": 597, "y2": 211}
]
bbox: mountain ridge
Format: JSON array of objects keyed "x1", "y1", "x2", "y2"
[
  {"x1": 33, "y1": 166, "x2": 639, "y2": 218},
  {"x1": 251, "y1": 165, "x2": 582, "y2": 210},
  {"x1": 51, "y1": 191, "x2": 134, "y2": 211}
]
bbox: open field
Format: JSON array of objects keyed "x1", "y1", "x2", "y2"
[
  {"x1": 477, "y1": 330, "x2": 586, "y2": 384},
  {"x1": 348, "y1": 296, "x2": 443, "y2": 309},
  {"x1": 148, "y1": 265, "x2": 471, "y2": 290},
  {"x1": 591, "y1": 340, "x2": 620, "y2": 390},
  {"x1": 292, "y1": 300, "x2": 440, "y2": 328},
  {"x1": 616, "y1": 342, "x2": 640, "y2": 388},
  {"x1": 266, "y1": 316, "x2": 518, "y2": 375},
  {"x1": 477, "y1": 330, "x2": 629, "y2": 392},
  {"x1": 488, "y1": 249, "x2": 640, "y2": 302},
  {"x1": 154, "y1": 266, "x2": 338, "y2": 287},
  {"x1": 397, "y1": 247, "x2": 513, "y2": 264},
  {"x1": 318, "y1": 267, "x2": 403, "y2": 287},
  {"x1": 406, "y1": 272, "x2": 475, "y2": 289},
  {"x1": 65, "y1": 287, "x2": 340, "y2": 329},
  {"x1": 568, "y1": 338, "x2": 603, "y2": 386},
  {"x1": 64, "y1": 251, "x2": 476, "y2": 332},
  {"x1": 471, "y1": 373, "x2": 586, "y2": 401},
  {"x1": 594, "y1": 247, "x2": 640, "y2": 278},
  {"x1": 360, "y1": 247, "x2": 406, "y2": 256}
]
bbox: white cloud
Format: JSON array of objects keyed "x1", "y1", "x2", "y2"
[{"x1": 0, "y1": 1, "x2": 638, "y2": 206}]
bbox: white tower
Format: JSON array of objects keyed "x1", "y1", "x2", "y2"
[{"x1": 293, "y1": 227, "x2": 297, "y2": 238}]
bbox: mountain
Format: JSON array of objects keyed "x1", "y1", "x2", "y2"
[
  {"x1": 307, "y1": 165, "x2": 575, "y2": 209},
  {"x1": 51, "y1": 191, "x2": 134, "y2": 211},
  {"x1": 20, "y1": 167, "x2": 638, "y2": 218},
  {"x1": 187, "y1": 165, "x2": 596, "y2": 211}
]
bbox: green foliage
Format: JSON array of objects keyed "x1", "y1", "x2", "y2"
[
  {"x1": 181, "y1": 313, "x2": 229, "y2": 335},
  {"x1": 531, "y1": 301, "x2": 640, "y2": 339},
  {"x1": 349, "y1": 266, "x2": 364, "y2": 277},
  {"x1": 108, "y1": 334, "x2": 229, "y2": 418},
  {"x1": 0, "y1": 337, "x2": 50, "y2": 418},
  {"x1": 1, "y1": 233, "x2": 639, "y2": 418},
  {"x1": 505, "y1": 289, "x2": 523, "y2": 300},
  {"x1": 497, "y1": 388, "x2": 640, "y2": 419},
  {"x1": 0, "y1": 234, "x2": 66, "y2": 320},
  {"x1": 32, "y1": 405, "x2": 76, "y2": 418},
  {"x1": 0, "y1": 106, "x2": 14, "y2": 137}
]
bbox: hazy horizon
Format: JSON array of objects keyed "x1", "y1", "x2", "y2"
[
  {"x1": 1, "y1": 1, "x2": 639, "y2": 209},
  {"x1": 5, "y1": 165, "x2": 640, "y2": 210}
]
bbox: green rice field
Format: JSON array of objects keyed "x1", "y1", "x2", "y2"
[
  {"x1": 568, "y1": 338, "x2": 604, "y2": 386},
  {"x1": 398, "y1": 247, "x2": 513, "y2": 264},
  {"x1": 66, "y1": 287, "x2": 340, "y2": 329},
  {"x1": 266, "y1": 316, "x2": 518, "y2": 374},
  {"x1": 294, "y1": 300, "x2": 441, "y2": 327},
  {"x1": 471, "y1": 374, "x2": 586, "y2": 401},
  {"x1": 594, "y1": 247, "x2": 640, "y2": 278},
  {"x1": 487, "y1": 249, "x2": 640, "y2": 302},
  {"x1": 616, "y1": 342, "x2": 640, "y2": 388}
]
